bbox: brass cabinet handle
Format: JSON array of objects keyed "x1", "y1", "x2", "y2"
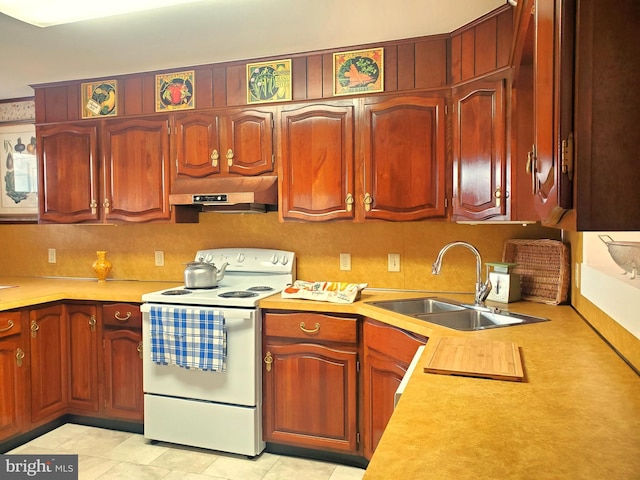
[
  {"x1": 137, "y1": 341, "x2": 143, "y2": 359},
  {"x1": 90, "y1": 199, "x2": 98, "y2": 215},
  {"x1": 226, "y1": 148, "x2": 234, "y2": 167},
  {"x1": 0, "y1": 319, "x2": 14, "y2": 333},
  {"x1": 211, "y1": 149, "x2": 219, "y2": 167},
  {"x1": 494, "y1": 187, "x2": 502, "y2": 208},
  {"x1": 88, "y1": 315, "x2": 96, "y2": 332},
  {"x1": 16, "y1": 348, "x2": 24, "y2": 367},
  {"x1": 345, "y1": 193, "x2": 354, "y2": 212},
  {"x1": 103, "y1": 198, "x2": 110, "y2": 215},
  {"x1": 30, "y1": 320, "x2": 39, "y2": 338},
  {"x1": 363, "y1": 193, "x2": 373, "y2": 212},
  {"x1": 299, "y1": 322, "x2": 320, "y2": 334},
  {"x1": 114, "y1": 311, "x2": 132, "y2": 322},
  {"x1": 264, "y1": 351, "x2": 273, "y2": 372}
]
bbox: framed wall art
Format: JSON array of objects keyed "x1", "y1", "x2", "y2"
[
  {"x1": 333, "y1": 47, "x2": 384, "y2": 96},
  {"x1": 0, "y1": 122, "x2": 38, "y2": 220},
  {"x1": 247, "y1": 59, "x2": 292, "y2": 104},
  {"x1": 156, "y1": 70, "x2": 195, "y2": 112},
  {"x1": 81, "y1": 80, "x2": 118, "y2": 118}
]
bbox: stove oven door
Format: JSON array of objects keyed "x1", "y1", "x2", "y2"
[{"x1": 141, "y1": 304, "x2": 259, "y2": 407}]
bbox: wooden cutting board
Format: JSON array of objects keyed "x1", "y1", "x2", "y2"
[{"x1": 422, "y1": 337, "x2": 524, "y2": 382}]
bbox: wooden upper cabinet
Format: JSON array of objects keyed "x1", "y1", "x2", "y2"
[
  {"x1": 101, "y1": 117, "x2": 172, "y2": 222},
  {"x1": 222, "y1": 108, "x2": 274, "y2": 176},
  {"x1": 174, "y1": 108, "x2": 274, "y2": 179},
  {"x1": 517, "y1": 0, "x2": 574, "y2": 225},
  {"x1": 452, "y1": 77, "x2": 508, "y2": 221},
  {"x1": 360, "y1": 94, "x2": 447, "y2": 221},
  {"x1": 174, "y1": 112, "x2": 221, "y2": 178},
  {"x1": 37, "y1": 123, "x2": 100, "y2": 223},
  {"x1": 279, "y1": 101, "x2": 355, "y2": 221}
]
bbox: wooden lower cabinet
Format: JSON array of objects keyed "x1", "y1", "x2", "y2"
[
  {"x1": 0, "y1": 311, "x2": 27, "y2": 442},
  {"x1": 29, "y1": 304, "x2": 68, "y2": 424},
  {"x1": 67, "y1": 303, "x2": 99, "y2": 413},
  {"x1": 362, "y1": 318, "x2": 427, "y2": 460},
  {"x1": 263, "y1": 312, "x2": 359, "y2": 453},
  {"x1": 263, "y1": 312, "x2": 427, "y2": 461},
  {"x1": 102, "y1": 303, "x2": 143, "y2": 421}
]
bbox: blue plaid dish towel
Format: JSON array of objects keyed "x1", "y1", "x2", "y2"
[{"x1": 150, "y1": 306, "x2": 226, "y2": 371}]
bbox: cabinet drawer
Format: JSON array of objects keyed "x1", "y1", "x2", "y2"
[
  {"x1": 0, "y1": 312, "x2": 21, "y2": 339},
  {"x1": 264, "y1": 312, "x2": 357, "y2": 344},
  {"x1": 103, "y1": 303, "x2": 142, "y2": 328}
]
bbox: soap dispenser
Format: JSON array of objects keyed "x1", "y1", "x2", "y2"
[{"x1": 486, "y1": 262, "x2": 521, "y2": 303}]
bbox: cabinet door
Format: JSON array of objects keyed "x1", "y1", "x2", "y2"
[
  {"x1": 279, "y1": 102, "x2": 355, "y2": 221},
  {"x1": 263, "y1": 342, "x2": 358, "y2": 453},
  {"x1": 102, "y1": 117, "x2": 172, "y2": 222},
  {"x1": 221, "y1": 108, "x2": 275, "y2": 176},
  {"x1": 29, "y1": 305, "x2": 67, "y2": 423},
  {"x1": 103, "y1": 328, "x2": 143, "y2": 421},
  {"x1": 530, "y1": 0, "x2": 574, "y2": 224},
  {"x1": 361, "y1": 94, "x2": 446, "y2": 221},
  {"x1": 0, "y1": 312, "x2": 27, "y2": 442},
  {"x1": 37, "y1": 123, "x2": 100, "y2": 223},
  {"x1": 362, "y1": 319, "x2": 426, "y2": 460},
  {"x1": 174, "y1": 112, "x2": 221, "y2": 178},
  {"x1": 67, "y1": 304, "x2": 99, "y2": 413},
  {"x1": 452, "y1": 78, "x2": 508, "y2": 221}
]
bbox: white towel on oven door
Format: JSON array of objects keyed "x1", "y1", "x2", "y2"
[{"x1": 150, "y1": 306, "x2": 227, "y2": 372}]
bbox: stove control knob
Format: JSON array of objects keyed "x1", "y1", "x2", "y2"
[
  {"x1": 270, "y1": 254, "x2": 278, "y2": 264},
  {"x1": 280, "y1": 255, "x2": 289, "y2": 265},
  {"x1": 237, "y1": 253, "x2": 245, "y2": 263},
  {"x1": 204, "y1": 254, "x2": 214, "y2": 263}
]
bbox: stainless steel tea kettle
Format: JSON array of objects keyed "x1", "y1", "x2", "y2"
[{"x1": 184, "y1": 260, "x2": 229, "y2": 289}]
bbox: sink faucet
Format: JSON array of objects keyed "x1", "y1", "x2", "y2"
[{"x1": 431, "y1": 241, "x2": 492, "y2": 307}]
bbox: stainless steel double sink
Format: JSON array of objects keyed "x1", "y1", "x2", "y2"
[{"x1": 367, "y1": 297, "x2": 549, "y2": 331}]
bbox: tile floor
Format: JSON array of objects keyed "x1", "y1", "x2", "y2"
[{"x1": 8, "y1": 424, "x2": 365, "y2": 480}]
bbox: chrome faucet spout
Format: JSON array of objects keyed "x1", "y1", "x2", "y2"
[{"x1": 431, "y1": 241, "x2": 492, "y2": 307}]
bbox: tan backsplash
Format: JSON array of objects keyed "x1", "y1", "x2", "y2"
[{"x1": 0, "y1": 213, "x2": 559, "y2": 292}]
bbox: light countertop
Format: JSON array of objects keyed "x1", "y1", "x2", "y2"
[
  {"x1": 261, "y1": 290, "x2": 640, "y2": 479},
  {"x1": 2, "y1": 277, "x2": 639, "y2": 478}
]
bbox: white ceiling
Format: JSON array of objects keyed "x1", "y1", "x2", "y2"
[{"x1": 0, "y1": 0, "x2": 506, "y2": 101}]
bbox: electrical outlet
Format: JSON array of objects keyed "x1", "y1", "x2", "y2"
[
  {"x1": 154, "y1": 250, "x2": 165, "y2": 267},
  {"x1": 388, "y1": 253, "x2": 400, "y2": 272},
  {"x1": 48, "y1": 248, "x2": 56, "y2": 264},
  {"x1": 339, "y1": 253, "x2": 351, "y2": 271}
]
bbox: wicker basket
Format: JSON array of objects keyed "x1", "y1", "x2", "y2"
[{"x1": 502, "y1": 239, "x2": 570, "y2": 305}]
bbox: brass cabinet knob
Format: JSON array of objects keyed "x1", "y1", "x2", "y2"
[
  {"x1": 345, "y1": 193, "x2": 354, "y2": 212},
  {"x1": 30, "y1": 320, "x2": 39, "y2": 338},
  {"x1": 137, "y1": 341, "x2": 143, "y2": 359},
  {"x1": 16, "y1": 348, "x2": 25, "y2": 367},
  {"x1": 363, "y1": 193, "x2": 373, "y2": 212},
  {"x1": 211, "y1": 149, "x2": 219, "y2": 167},
  {"x1": 264, "y1": 351, "x2": 273, "y2": 372},
  {"x1": 88, "y1": 315, "x2": 96, "y2": 332},
  {"x1": 226, "y1": 148, "x2": 234, "y2": 167}
]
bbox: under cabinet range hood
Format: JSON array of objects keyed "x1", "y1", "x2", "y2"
[{"x1": 170, "y1": 176, "x2": 278, "y2": 213}]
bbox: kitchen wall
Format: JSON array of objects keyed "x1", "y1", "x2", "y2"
[
  {"x1": 0, "y1": 214, "x2": 557, "y2": 293},
  {"x1": 565, "y1": 231, "x2": 640, "y2": 370}
]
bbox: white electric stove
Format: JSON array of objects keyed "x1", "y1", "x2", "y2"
[{"x1": 140, "y1": 248, "x2": 295, "y2": 457}]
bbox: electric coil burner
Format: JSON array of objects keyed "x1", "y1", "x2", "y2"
[{"x1": 141, "y1": 248, "x2": 295, "y2": 456}]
